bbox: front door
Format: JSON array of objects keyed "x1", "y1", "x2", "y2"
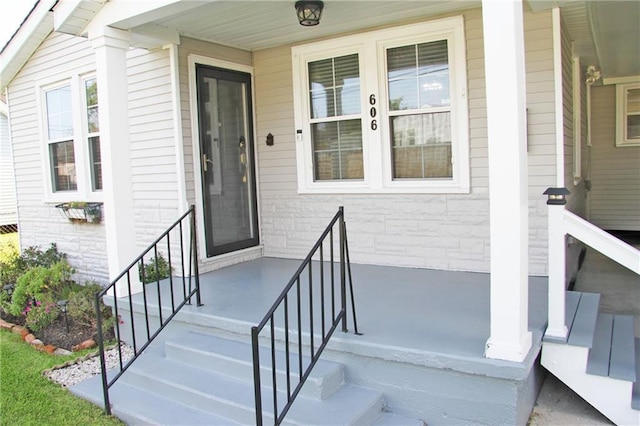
[{"x1": 196, "y1": 65, "x2": 259, "y2": 257}]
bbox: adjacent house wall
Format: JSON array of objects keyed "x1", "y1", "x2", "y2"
[
  {"x1": 8, "y1": 33, "x2": 183, "y2": 282},
  {"x1": 253, "y1": 8, "x2": 557, "y2": 275},
  {"x1": 0, "y1": 103, "x2": 17, "y2": 228},
  {"x1": 589, "y1": 85, "x2": 640, "y2": 231}
]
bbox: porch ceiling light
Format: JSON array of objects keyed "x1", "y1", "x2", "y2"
[{"x1": 295, "y1": 1, "x2": 324, "y2": 26}]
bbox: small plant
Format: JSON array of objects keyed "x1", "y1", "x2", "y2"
[
  {"x1": 67, "y1": 282, "x2": 113, "y2": 334},
  {"x1": 7, "y1": 260, "x2": 74, "y2": 317},
  {"x1": 23, "y1": 300, "x2": 59, "y2": 332},
  {"x1": 139, "y1": 252, "x2": 172, "y2": 284}
]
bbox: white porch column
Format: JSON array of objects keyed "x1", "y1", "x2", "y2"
[
  {"x1": 482, "y1": 0, "x2": 532, "y2": 362},
  {"x1": 89, "y1": 27, "x2": 141, "y2": 296}
]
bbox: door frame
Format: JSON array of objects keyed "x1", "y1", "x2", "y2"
[{"x1": 188, "y1": 54, "x2": 262, "y2": 263}]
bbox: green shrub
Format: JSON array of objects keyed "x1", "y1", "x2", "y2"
[
  {"x1": 139, "y1": 252, "x2": 172, "y2": 284},
  {"x1": 24, "y1": 301, "x2": 59, "y2": 332},
  {"x1": 0, "y1": 243, "x2": 66, "y2": 288},
  {"x1": 8, "y1": 260, "x2": 74, "y2": 317},
  {"x1": 67, "y1": 282, "x2": 114, "y2": 336}
]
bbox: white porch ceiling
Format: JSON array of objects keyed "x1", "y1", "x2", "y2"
[{"x1": 116, "y1": 1, "x2": 480, "y2": 51}]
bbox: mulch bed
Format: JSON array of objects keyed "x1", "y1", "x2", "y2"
[{"x1": 0, "y1": 312, "x2": 114, "y2": 351}]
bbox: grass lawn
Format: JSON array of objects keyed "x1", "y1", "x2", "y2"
[{"x1": 0, "y1": 330, "x2": 123, "y2": 426}]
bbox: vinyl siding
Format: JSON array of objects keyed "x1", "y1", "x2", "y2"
[
  {"x1": 7, "y1": 32, "x2": 182, "y2": 282},
  {"x1": 0, "y1": 110, "x2": 17, "y2": 226},
  {"x1": 589, "y1": 85, "x2": 640, "y2": 230},
  {"x1": 253, "y1": 8, "x2": 557, "y2": 274},
  {"x1": 7, "y1": 32, "x2": 108, "y2": 283}
]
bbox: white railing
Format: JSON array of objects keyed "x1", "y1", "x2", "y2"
[{"x1": 545, "y1": 193, "x2": 640, "y2": 341}]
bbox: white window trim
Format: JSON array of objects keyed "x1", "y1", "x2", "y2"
[
  {"x1": 615, "y1": 82, "x2": 640, "y2": 147},
  {"x1": 38, "y1": 69, "x2": 103, "y2": 204},
  {"x1": 292, "y1": 16, "x2": 469, "y2": 194}
]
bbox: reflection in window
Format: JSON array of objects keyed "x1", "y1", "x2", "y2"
[
  {"x1": 309, "y1": 54, "x2": 360, "y2": 118},
  {"x1": 312, "y1": 120, "x2": 363, "y2": 180},
  {"x1": 46, "y1": 85, "x2": 73, "y2": 140},
  {"x1": 50, "y1": 140, "x2": 77, "y2": 191},
  {"x1": 85, "y1": 78, "x2": 102, "y2": 190}
]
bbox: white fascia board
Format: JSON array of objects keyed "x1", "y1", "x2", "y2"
[
  {"x1": 0, "y1": 0, "x2": 56, "y2": 90},
  {"x1": 84, "y1": 0, "x2": 203, "y2": 34}
]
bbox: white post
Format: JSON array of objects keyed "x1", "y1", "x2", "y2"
[
  {"x1": 89, "y1": 27, "x2": 141, "y2": 297},
  {"x1": 544, "y1": 188, "x2": 570, "y2": 340},
  {"x1": 482, "y1": 0, "x2": 532, "y2": 362}
]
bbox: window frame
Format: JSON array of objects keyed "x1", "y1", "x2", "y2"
[
  {"x1": 615, "y1": 82, "x2": 640, "y2": 147},
  {"x1": 39, "y1": 71, "x2": 103, "y2": 203},
  {"x1": 292, "y1": 16, "x2": 469, "y2": 194}
]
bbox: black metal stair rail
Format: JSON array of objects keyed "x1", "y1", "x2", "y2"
[
  {"x1": 95, "y1": 205, "x2": 202, "y2": 415},
  {"x1": 251, "y1": 206, "x2": 360, "y2": 425}
]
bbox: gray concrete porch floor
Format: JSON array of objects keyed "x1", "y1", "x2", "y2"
[{"x1": 169, "y1": 257, "x2": 549, "y2": 374}]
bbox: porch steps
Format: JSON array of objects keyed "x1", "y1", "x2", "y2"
[
  {"x1": 72, "y1": 329, "x2": 422, "y2": 425},
  {"x1": 541, "y1": 291, "x2": 640, "y2": 425}
]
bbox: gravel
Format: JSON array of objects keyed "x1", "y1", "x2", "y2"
[{"x1": 44, "y1": 344, "x2": 134, "y2": 387}]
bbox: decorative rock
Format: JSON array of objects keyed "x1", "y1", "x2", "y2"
[
  {"x1": 0, "y1": 319, "x2": 13, "y2": 330},
  {"x1": 72, "y1": 338, "x2": 96, "y2": 352},
  {"x1": 54, "y1": 348, "x2": 73, "y2": 356},
  {"x1": 42, "y1": 344, "x2": 56, "y2": 354},
  {"x1": 25, "y1": 333, "x2": 36, "y2": 343},
  {"x1": 12, "y1": 325, "x2": 27, "y2": 336},
  {"x1": 30, "y1": 339, "x2": 44, "y2": 346}
]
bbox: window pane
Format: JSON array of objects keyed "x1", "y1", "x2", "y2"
[
  {"x1": 627, "y1": 88, "x2": 640, "y2": 114},
  {"x1": 85, "y1": 78, "x2": 99, "y2": 133},
  {"x1": 89, "y1": 136, "x2": 102, "y2": 190},
  {"x1": 309, "y1": 54, "x2": 360, "y2": 118},
  {"x1": 388, "y1": 40, "x2": 450, "y2": 110},
  {"x1": 50, "y1": 140, "x2": 77, "y2": 191},
  {"x1": 391, "y1": 112, "x2": 452, "y2": 179},
  {"x1": 46, "y1": 86, "x2": 73, "y2": 140},
  {"x1": 627, "y1": 115, "x2": 640, "y2": 140},
  {"x1": 312, "y1": 120, "x2": 363, "y2": 180}
]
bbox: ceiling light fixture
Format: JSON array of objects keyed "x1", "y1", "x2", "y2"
[{"x1": 295, "y1": 1, "x2": 324, "y2": 26}]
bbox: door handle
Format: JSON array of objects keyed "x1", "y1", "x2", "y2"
[{"x1": 202, "y1": 154, "x2": 214, "y2": 172}]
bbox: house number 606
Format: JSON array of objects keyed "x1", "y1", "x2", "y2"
[{"x1": 369, "y1": 94, "x2": 377, "y2": 131}]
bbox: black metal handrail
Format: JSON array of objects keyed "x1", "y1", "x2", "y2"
[
  {"x1": 95, "y1": 205, "x2": 202, "y2": 415},
  {"x1": 251, "y1": 206, "x2": 359, "y2": 425}
]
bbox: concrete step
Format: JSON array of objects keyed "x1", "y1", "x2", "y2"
[
  {"x1": 164, "y1": 330, "x2": 344, "y2": 400},
  {"x1": 122, "y1": 350, "x2": 384, "y2": 425},
  {"x1": 587, "y1": 314, "x2": 636, "y2": 382},
  {"x1": 71, "y1": 376, "x2": 240, "y2": 425},
  {"x1": 632, "y1": 338, "x2": 640, "y2": 411},
  {"x1": 371, "y1": 412, "x2": 424, "y2": 425}
]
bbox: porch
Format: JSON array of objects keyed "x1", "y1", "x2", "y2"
[{"x1": 72, "y1": 257, "x2": 549, "y2": 425}]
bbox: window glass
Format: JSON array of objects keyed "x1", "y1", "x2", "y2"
[
  {"x1": 391, "y1": 112, "x2": 452, "y2": 178},
  {"x1": 85, "y1": 78, "x2": 102, "y2": 190},
  {"x1": 388, "y1": 40, "x2": 449, "y2": 110},
  {"x1": 89, "y1": 136, "x2": 102, "y2": 191},
  {"x1": 46, "y1": 86, "x2": 73, "y2": 140},
  {"x1": 50, "y1": 140, "x2": 77, "y2": 191},
  {"x1": 627, "y1": 88, "x2": 640, "y2": 140},
  {"x1": 85, "y1": 78, "x2": 99, "y2": 133},
  {"x1": 309, "y1": 54, "x2": 363, "y2": 181}
]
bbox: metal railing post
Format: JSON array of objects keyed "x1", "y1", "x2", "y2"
[
  {"x1": 190, "y1": 205, "x2": 203, "y2": 306},
  {"x1": 339, "y1": 206, "x2": 347, "y2": 333},
  {"x1": 95, "y1": 293, "x2": 111, "y2": 415},
  {"x1": 251, "y1": 326, "x2": 263, "y2": 426}
]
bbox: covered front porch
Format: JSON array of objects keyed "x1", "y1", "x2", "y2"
[{"x1": 75, "y1": 256, "x2": 550, "y2": 425}]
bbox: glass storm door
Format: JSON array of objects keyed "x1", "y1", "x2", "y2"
[{"x1": 196, "y1": 65, "x2": 259, "y2": 257}]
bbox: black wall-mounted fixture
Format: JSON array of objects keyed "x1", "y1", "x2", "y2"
[
  {"x1": 266, "y1": 133, "x2": 274, "y2": 146},
  {"x1": 295, "y1": 1, "x2": 324, "y2": 26}
]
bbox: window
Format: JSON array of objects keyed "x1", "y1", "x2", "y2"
[
  {"x1": 41, "y1": 74, "x2": 102, "y2": 200},
  {"x1": 616, "y1": 82, "x2": 640, "y2": 147},
  {"x1": 292, "y1": 17, "x2": 468, "y2": 193}
]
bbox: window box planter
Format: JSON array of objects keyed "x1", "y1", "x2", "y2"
[{"x1": 55, "y1": 202, "x2": 103, "y2": 223}]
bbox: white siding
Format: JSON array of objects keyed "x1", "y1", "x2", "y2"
[
  {"x1": 7, "y1": 32, "x2": 108, "y2": 283},
  {"x1": 0, "y1": 109, "x2": 17, "y2": 227},
  {"x1": 7, "y1": 32, "x2": 183, "y2": 282},
  {"x1": 589, "y1": 85, "x2": 640, "y2": 230},
  {"x1": 253, "y1": 8, "x2": 558, "y2": 275}
]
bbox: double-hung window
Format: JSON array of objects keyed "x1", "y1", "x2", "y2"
[
  {"x1": 616, "y1": 82, "x2": 640, "y2": 147},
  {"x1": 293, "y1": 17, "x2": 468, "y2": 193},
  {"x1": 42, "y1": 74, "x2": 102, "y2": 201}
]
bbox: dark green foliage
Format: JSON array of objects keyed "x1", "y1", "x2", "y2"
[
  {"x1": 0, "y1": 243, "x2": 67, "y2": 288},
  {"x1": 139, "y1": 252, "x2": 172, "y2": 284},
  {"x1": 67, "y1": 282, "x2": 113, "y2": 334}
]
